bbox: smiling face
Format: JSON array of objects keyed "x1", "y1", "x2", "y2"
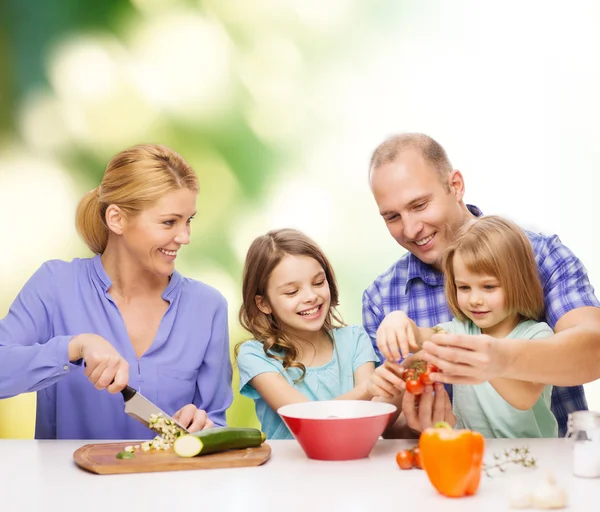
[
  {"x1": 118, "y1": 187, "x2": 197, "y2": 277},
  {"x1": 452, "y1": 252, "x2": 520, "y2": 337},
  {"x1": 257, "y1": 254, "x2": 332, "y2": 339},
  {"x1": 371, "y1": 148, "x2": 470, "y2": 268}
]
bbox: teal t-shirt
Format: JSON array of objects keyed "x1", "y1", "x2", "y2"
[
  {"x1": 438, "y1": 318, "x2": 558, "y2": 438},
  {"x1": 236, "y1": 325, "x2": 379, "y2": 439}
]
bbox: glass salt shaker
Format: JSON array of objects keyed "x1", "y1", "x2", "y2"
[{"x1": 566, "y1": 410, "x2": 600, "y2": 478}]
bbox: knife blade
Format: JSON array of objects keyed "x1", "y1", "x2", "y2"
[{"x1": 120, "y1": 385, "x2": 189, "y2": 435}]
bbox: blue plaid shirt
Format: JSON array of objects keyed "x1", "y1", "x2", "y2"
[{"x1": 362, "y1": 205, "x2": 600, "y2": 437}]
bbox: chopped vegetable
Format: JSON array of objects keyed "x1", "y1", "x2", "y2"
[
  {"x1": 116, "y1": 451, "x2": 136, "y2": 460},
  {"x1": 148, "y1": 413, "x2": 186, "y2": 447}
]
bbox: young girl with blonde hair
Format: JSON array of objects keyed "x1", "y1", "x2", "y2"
[
  {"x1": 236, "y1": 228, "x2": 405, "y2": 439},
  {"x1": 377, "y1": 215, "x2": 558, "y2": 438}
]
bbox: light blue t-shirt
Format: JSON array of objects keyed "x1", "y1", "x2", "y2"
[
  {"x1": 438, "y1": 318, "x2": 558, "y2": 439},
  {"x1": 237, "y1": 325, "x2": 379, "y2": 439}
]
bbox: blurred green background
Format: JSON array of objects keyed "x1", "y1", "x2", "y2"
[
  {"x1": 0, "y1": 0, "x2": 405, "y2": 437},
  {"x1": 2, "y1": 0, "x2": 600, "y2": 437}
]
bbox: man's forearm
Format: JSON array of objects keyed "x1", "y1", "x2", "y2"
[{"x1": 501, "y1": 325, "x2": 600, "y2": 386}]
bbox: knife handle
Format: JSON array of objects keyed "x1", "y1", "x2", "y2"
[
  {"x1": 83, "y1": 362, "x2": 136, "y2": 401},
  {"x1": 120, "y1": 385, "x2": 137, "y2": 402}
]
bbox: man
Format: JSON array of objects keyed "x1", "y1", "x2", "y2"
[{"x1": 363, "y1": 133, "x2": 600, "y2": 436}]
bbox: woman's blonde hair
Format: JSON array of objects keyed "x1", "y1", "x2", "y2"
[
  {"x1": 237, "y1": 228, "x2": 344, "y2": 380},
  {"x1": 75, "y1": 144, "x2": 199, "y2": 254},
  {"x1": 443, "y1": 215, "x2": 544, "y2": 322}
]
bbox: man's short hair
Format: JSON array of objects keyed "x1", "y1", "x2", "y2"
[{"x1": 369, "y1": 133, "x2": 453, "y2": 190}]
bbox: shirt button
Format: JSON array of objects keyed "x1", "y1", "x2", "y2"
[{"x1": 63, "y1": 365, "x2": 69, "y2": 371}]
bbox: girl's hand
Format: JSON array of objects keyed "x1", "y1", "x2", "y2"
[
  {"x1": 367, "y1": 360, "x2": 406, "y2": 399},
  {"x1": 69, "y1": 334, "x2": 129, "y2": 393},
  {"x1": 376, "y1": 310, "x2": 420, "y2": 362},
  {"x1": 173, "y1": 405, "x2": 214, "y2": 432}
]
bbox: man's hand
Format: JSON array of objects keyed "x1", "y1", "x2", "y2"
[
  {"x1": 419, "y1": 332, "x2": 507, "y2": 385},
  {"x1": 402, "y1": 382, "x2": 455, "y2": 433}
]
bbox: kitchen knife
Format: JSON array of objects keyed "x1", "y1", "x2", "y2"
[{"x1": 120, "y1": 385, "x2": 189, "y2": 434}]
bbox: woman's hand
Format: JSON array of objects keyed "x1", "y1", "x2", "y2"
[
  {"x1": 173, "y1": 404, "x2": 214, "y2": 432},
  {"x1": 69, "y1": 334, "x2": 129, "y2": 393},
  {"x1": 376, "y1": 311, "x2": 421, "y2": 362},
  {"x1": 402, "y1": 382, "x2": 456, "y2": 434}
]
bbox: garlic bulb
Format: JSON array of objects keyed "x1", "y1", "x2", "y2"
[
  {"x1": 530, "y1": 472, "x2": 567, "y2": 509},
  {"x1": 508, "y1": 482, "x2": 532, "y2": 509}
]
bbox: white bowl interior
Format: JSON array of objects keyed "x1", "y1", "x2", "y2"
[{"x1": 277, "y1": 400, "x2": 396, "y2": 420}]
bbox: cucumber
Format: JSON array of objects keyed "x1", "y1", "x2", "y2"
[
  {"x1": 116, "y1": 451, "x2": 136, "y2": 459},
  {"x1": 173, "y1": 427, "x2": 266, "y2": 458}
]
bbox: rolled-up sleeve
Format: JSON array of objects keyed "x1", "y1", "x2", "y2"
[{"x1": 538, "y1": 235, "x2": 600, "y2": 329}]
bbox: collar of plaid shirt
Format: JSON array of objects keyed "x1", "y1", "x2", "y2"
[{"x1": 404, "y1": 204, "x2": 483, "y2": 292}]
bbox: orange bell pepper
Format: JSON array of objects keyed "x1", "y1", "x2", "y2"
[{"x1": 418, "y1": 422, "x2": 485, "y2": 498}]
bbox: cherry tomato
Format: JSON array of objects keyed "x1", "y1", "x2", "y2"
[
  {"x1": 427, "y1": 363, "x2": 439, "y2": 374},
  {"x1": 406, "y1": 379, "x2": 424, "y2": 395},
  {"x1": 419, "y1": 370, "x2": 434, "y2": 386},
  {"x1": 412, "y1": 447, "x2": 423, "y2": 469},
  {"x1": 395, "y1": 449, "x2": 414, "y2": 470}
]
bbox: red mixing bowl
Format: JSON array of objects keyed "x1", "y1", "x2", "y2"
[{"x1": 277, "y1": 400, "x2": 397, "y2": 461}]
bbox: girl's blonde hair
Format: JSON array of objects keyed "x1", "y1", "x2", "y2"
[
  {"x1": 443, "y1": 215, "x2": 544, "y2": 322},
  {"x1": 75, "y1": 144, "x2": 199, "y2": 254},
  {"x1": 237, "y1": 228, "x2": 344, "y2": 379}
]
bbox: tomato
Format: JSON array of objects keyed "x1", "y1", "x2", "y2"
[
  {"x1": 395, "y1": 449, "x2": 414, "y2": 470},
  {"x1": 427, "y1": 363, "x2": 439, "y2": 374},
  {"x1": 406, "y1": 379, "x2": 424, "y2": 395},
  {"x1": 412, "y1": 447, "x2": 423, "y2": 469},
  {"x1": 419, "y1": 370, "x2": 434, "y2": 386},
  {"x1": 401, "y1": 369, "x2": 414, "y2": 382}
]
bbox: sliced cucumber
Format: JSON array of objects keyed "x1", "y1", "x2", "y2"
[
  {"x1": 173, "y1": 435, "x2": 204, "y2": 458},
  {"x1": 116, "y1": 451, "x2": 136, "y2": 460}
]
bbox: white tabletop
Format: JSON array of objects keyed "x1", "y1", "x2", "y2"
[{"x1": 0, "y1": 438, "x2": 596, "y2": 511}]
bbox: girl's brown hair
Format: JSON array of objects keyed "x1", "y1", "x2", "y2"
[
  {"x1": 75, "y1": 144, "x2": 199, "y2": 254},
  {"x1": 237, "y1": 228, "x2": 344, "y2": 379},
  {"x1": 443, "y1": 215, "x2": 544, "y2": 322}
]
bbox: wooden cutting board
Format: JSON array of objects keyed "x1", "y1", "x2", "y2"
[{"x1": 74, "y1": 441, "x2": 272, "y2": 475}]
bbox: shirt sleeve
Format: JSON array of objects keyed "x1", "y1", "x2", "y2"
[
  {"x1": 350, "y1": 325, "x2": 380, "y2": 371},
  {"x1": 236, "y1": 341, "x2": 282, "y2": 400},
  {"x1": 538, "y1": 234, "x2": 600, "y2": 329},
  {"x1": 194, "y1": 296, "x2": 233, "y2": 427},
  {"x1": 362, "y1": 288, "x2": 385, "y2": 363},
  {"x1": 0, "y1": 262, "x2": 78, "y2": 399}
]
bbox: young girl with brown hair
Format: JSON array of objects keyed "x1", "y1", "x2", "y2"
[
  {"x1": 376, "y1": 215, "x2": 558, "y2": 438},
  {"x1": 236, "y1": 228, "x2": 404, "y2": 439}
]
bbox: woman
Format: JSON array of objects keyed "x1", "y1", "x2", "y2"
[{"x1": 0, "y1": 144, "x2": 232, "y2": 439}]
